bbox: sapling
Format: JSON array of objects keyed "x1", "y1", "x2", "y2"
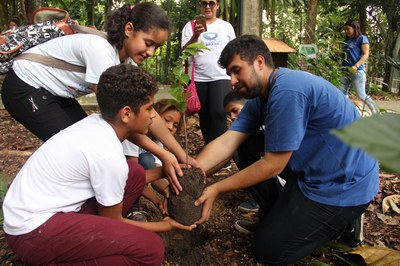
[{"x1": 168, "y1": 42, "x2": 209, "y2": 164}]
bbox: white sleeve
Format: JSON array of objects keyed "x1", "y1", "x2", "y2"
[
  {"x1": 153, "y1": 141, "x2": 163, "y2": 166},
  {"x1": 81, "y1": 36, "x2": 117, "y2": 84},
  {"x1": 181, "y1": 21, "x2": 193, "y2": 48},
  {"x1": 122, "y1": 140, "x2": 139, "y2": 157},
  {"x1": 90, "y1": 153, "x2": 129, "y2": 206},
  {"x1": 227, "y1": 23, "x2": 236, "y2": 41}
]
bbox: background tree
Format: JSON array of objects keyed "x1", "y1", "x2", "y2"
[
  {"x1": 0, "y1": 0, "x2": 399, "y2": 94},
  {"x1": 304, "y1": 0, "x2": 318, "y2": 44}
]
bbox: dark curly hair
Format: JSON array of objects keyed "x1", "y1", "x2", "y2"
[
  {"x1": 97, "y1": 64, "x2": 159, "y2": 121},
  {"x1": 105, "y1": 2, "x2": 171, "y2": 49},
  {"x1": 219, "y1": 35, "x2": 274, "y2": 69},
  {"x1": 223, "y1": 90, "x2": 246, "y2": 108}
]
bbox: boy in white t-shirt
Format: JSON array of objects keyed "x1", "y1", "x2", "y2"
[{"x1": 2, "y1": 64, "x2": 196, "y2": 265}]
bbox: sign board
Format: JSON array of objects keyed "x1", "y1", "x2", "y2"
[{"x1": 299, "y1": 44, "x2": 318, "y2": 59}]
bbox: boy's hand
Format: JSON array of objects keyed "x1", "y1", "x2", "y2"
[
  {"x1": 163, "y1": 217, "x2": 197, "y2": 231},
  {"x1": 156, "y1": 198, "x2": 168, "y2": 216}
]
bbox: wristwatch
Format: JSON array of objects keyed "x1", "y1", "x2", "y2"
[{"x1": 355, "y1": 64, "x2": 360, "y2": 68}]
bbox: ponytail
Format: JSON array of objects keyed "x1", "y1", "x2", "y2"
[{"x1": 105, "y1": 2, "x2": 171, "y2": 49}]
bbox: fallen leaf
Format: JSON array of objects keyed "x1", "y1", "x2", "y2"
[
  {"x1": 382, "y1": 195, "x2": 400, "y2": 214},
  {"x1": 349, "y1": 246, "x2": 400, "y2": 265},
  {"x1": 380, "y1": 173, "x2": 397, "y2": 179},
  {"x1": 376, "y1": 212, "x2": 400, "y2": 225}
]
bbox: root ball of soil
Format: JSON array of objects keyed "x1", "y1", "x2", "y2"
[{"x1": 168, "y1": 167, "x2": 205, "y2": 226}]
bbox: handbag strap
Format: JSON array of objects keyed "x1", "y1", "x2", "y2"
[{"x1": 189, "y1": 20, "x2": 196, "y2": 82}]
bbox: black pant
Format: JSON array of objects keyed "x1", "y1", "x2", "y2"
[
  {"x1": 1, "y1": 69, "x2": 87, "y2": 141},
  {"x1": 195, "y1": 80, "x2": 232, "y2": 144},
  {"x1": 233, "y1": 133, "x2": 369, "y2": 265}
]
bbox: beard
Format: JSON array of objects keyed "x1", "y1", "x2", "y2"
[{"x1": 235, "y1": 67, "x2": 264, "y2": 99}]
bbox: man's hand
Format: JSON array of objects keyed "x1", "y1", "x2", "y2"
[{"x1": 194, "y1": 184, "x2": 219, "y2": 223}]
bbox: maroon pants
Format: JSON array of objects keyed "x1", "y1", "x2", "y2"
[{"x1": 6, "y1": 161, "x2": 164, "y2": 266}]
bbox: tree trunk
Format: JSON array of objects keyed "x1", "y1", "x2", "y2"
[
  {"x1": 356, "y1": 1, "x2": 367, "y2": 34},
  {"x1": 240, "y1": 0, "x2": 263, "y2": 36},
  {"x1": 270, "y1": 0, "x2": 276, "y2": 38},
  {"x1": 390, "y1": 32, "x2": 400, "y2": 94},
  {"x1": 230, "y1": 0, "x2": 240, "y2": 35},
  {"x1": 0, "y1": 0, "x2": 8, "y2": 29},
  {"x1": 87, "y1": 0, "x2": 95, "y2": 26},
  {"x1": 24, "y1": 0, "x2": 34, "y2": 24},
  {"x1": 381, "y1": 0, "x2": 398, "y2": 92},
  {"x1": 304, "y1": 0, "x2": 318, "y2": 44}
]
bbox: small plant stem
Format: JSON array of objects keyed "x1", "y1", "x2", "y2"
[{"x1": 183, "y1": 114, "x2": 189, "y2": 165}]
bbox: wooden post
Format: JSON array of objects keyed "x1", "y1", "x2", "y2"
[{"x1": 239, "y1": 0, "x2": 263, "y2": 36}]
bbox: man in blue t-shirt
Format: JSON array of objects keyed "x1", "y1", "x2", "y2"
[{"x1": 194, "y1": 35, "x2": 379, "y2": 265}]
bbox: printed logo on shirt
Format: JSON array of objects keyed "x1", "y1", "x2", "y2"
[
  {"x1": 202, "y1": 32, "x2": 221, "y2": 47},
  {"x1": 203, "y1": 32, "x2": 218, "y2": 40}
]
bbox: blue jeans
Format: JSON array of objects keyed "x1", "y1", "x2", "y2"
[
  {"x1": 338, "y1": 70, "x2": 367, "y2": 99},
  {"x1": 139, "y1": 151, "x2": 156, "y2": 170},
  {"x1": 338, "y1": 70, "x2": 379, "y2": 114}
]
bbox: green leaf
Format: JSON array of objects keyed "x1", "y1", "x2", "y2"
[
  {"x1": 168, "y1": 98, "x2": 186, "y2": 114},
  {"x1": 186, "y1": 42, "x2": 208, "y2": 49},
  {"x1": 331, "y1": 113, "x2": 400, "y2": 173},
  {"x1": 181, "y1": 74, "x2": 190, "y2": 84}
]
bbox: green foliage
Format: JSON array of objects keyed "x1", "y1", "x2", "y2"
[
  {"x1": 168, "y1": 42, "x2": 209, "y2": 114},
  {"x1": 332, "y1": 113, "x2": 400, "y2": 174},
  {"x1": 1, "y1": 0, "x2": 397, "y2": 92},
  {"x1": 387, "y1": 57, "x2": 400, "y2": 70}
]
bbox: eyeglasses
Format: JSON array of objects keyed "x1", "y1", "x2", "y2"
[{"x1": 200, "y1": 1, "x2": 216, "y2": 8}]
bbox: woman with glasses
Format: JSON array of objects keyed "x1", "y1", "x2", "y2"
[{"x1": 181, "y1": 0, "x2": 236, "y2": 146}]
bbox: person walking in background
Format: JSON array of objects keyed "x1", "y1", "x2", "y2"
[
  {"x1": 338, "y1": 19, "x2": 379, "y2": 114},
  {"x1": 181, "y1": 0, "x2": 236, "y2": 148}
]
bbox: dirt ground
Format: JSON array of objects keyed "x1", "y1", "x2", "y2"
[{"x1": 0, "y1": 107, "x2": 399, "y2": 265}]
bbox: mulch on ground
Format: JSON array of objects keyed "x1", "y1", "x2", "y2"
[{"x1": 0, "y1": 109, "x2": 399, "y2": 265}]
